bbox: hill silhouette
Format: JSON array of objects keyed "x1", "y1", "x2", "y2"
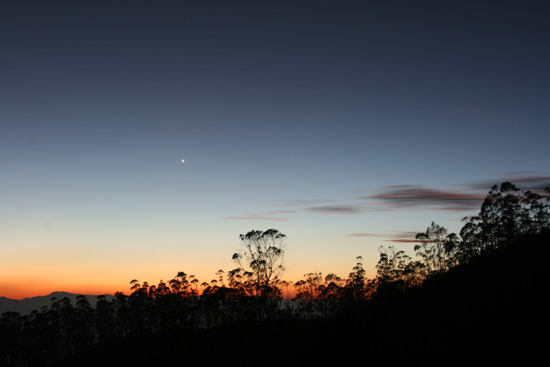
[
  {"x1": 0, "y1": 292, "x2": 114, "y2": 316},
  {"x1": 366, "y1": 230, "x2": 548, "y2": 365},
  {"x1": 53, "y1": 230, "x2": 548, "y2": 366}
]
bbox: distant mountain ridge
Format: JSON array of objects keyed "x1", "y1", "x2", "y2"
[{"x1": 0, "y1": 292, "x2": 115, "y2": 315}]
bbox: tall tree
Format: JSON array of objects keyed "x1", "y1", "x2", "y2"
[
  {"x1": 95, "y1": 295, "x2": 117, "y2": 343},
  {"x1": 464, "y1": 182, "x2": 550, "y2": 251},
  {"x1": 415, "y1": 222, "x2": 455, "y2": 274},
  {"x1": 232, "y1": 229, "x2": 287, "y2": 296},
  {"x1": 74, "y1": 295, "x2": 95, "y2": 350},
  {"x1": 344, "y1": 256, "x2": 371, "y2": 300}
]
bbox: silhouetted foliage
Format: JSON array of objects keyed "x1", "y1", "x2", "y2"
[
  {"x1": 375, "y1": 246, "x2": 424, "y2": 296},
  {"x1": 461, "y1": 182, "x2": 550, "y2": 252},
  {"x1": 343, "y1": 256, "x2": 374, "y2": 301},
  {"x1": 2, "y1": 182, "x2": 549, "y2": 366},
  {"x1": 231, "y1": 229, "x2": 287, "y2": 296}
]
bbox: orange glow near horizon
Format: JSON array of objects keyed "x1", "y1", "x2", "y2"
[
  {"x1": 0, "y1": 279, "x2": 122, "y2": 300},
  {"x1": 1, "y1": 280, "x2": 300, "y2": 301},
  {"x1": 0, "y1": 238, "x2": 381, "y2": 301},
  {"x1": 0, "y1": 266, "x2": 346, "y2": 300}
]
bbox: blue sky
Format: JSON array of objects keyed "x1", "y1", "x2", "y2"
[{"x1": 1, "y1": 0, "x2": 549, "y2": 298}]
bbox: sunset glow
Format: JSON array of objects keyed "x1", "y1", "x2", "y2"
[{"x1": 1, "y1": 1, "x2": 549, "y2": 302}]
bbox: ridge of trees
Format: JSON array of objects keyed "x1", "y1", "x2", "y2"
[{"x1": 1, "y1": 182, "x2": 548, "y2": 366}]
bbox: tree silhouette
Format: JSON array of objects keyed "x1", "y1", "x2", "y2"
[
  {"x1": 294, "y1": 272, "x2": 332, "y2": 318},
  {"x1": 74, "y1": 296, "x2": 94, "y2": 349},
  {"x1": 376, "y1": 246, "x2": 424, "y2": 293},
  {"x1": 294, "y1": 272, "x2": 325, "y2": 301},
  {"x1": 232, "y1": 229, "x2": 287, "y2": 296},
  {"x1": 0, "y1": 312, "x2": 22, "y2": 366},
  {"x1": 414, "y1": 222, "x2": 456, "y2": 274},
  {"x1": 2, "y1": 184, "x2": 549, "y2": 366},
  {"x1": 95, "y1": 295, "x2": 116, "y2": 343},
  {"x1": 343, "y1": 256, "x2": 372, "y2": 300},
  {"x1": 459, "y1": 182, "x2": 550, "y2": 254}
]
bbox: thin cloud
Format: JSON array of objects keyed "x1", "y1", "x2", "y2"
[
  {"x1": 368, "y1": 185, "x2": 484, "y2": 211},
  {"x1": 305, "y1": 205, "x2": 364, "y2": 215},
  {"x1": 386, "y1": 230, "x2": 421, "y2": 243},
  {"x1": 272, "y1": 198, "x2": 368, "y2": 215},
  {"x1": 466, "y1": 174, "x2": 550, "y2": 192},
  {"x1": 346, "y1": 231, "x2": 421, "y2": 243},
  {"x1": 388, "y1": 238, "x2": 421, "y2": 244},
  {"x1": 223, "y1": 173, "x2": 550, "y2": 222}
]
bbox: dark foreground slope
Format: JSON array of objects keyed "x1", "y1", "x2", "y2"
[
  {"x1": 368, "y1": 230, "x2": 549, "y2": 365},
  {"x1": 56, "y1": 231, "x2": 549, "y2": 367}
]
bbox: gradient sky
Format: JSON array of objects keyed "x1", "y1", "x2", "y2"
[{"x1": 1, "y1": 0, "x2": 549, "y2": 299}]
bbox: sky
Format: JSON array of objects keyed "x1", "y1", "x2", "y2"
[{"x1": 1, "y1": 0, "x2": 549, "y2": 299}]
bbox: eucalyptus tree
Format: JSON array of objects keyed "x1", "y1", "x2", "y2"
[
  {"x1": 459, "y1": 215, "x2": 484, "y2": 260},
  {"x1": 414, "y1": 222, "x2": 457, "y2": 274},
  {"x1": 113, "y1": 292, "x2": 130, "y2": 338},
  {"x1": 232, "y1": 229, "x2": 287, "y2": 296},
  {"x1": 523, "y1": 189, "x2": 550, "y2": 232},
  {"x1": 322, "y1": 273, "x2": 345, "y2": 299},
  {"x1": 293, "y1": 272, "x2": 324, "y2": 318},
  {"x1": 376, "y1": 246, "x2": 425, "y2": 295},
  {"x1": 127, "y1": 280, "x2": 154, "y2": 335},
  {"x1": 95, "y1": 295, "x2": 117, "y2": 343},
  {"x1": 168, "y1": 271, "x2": 192, "y2": 296},
  {"x1": 344, "y1": 256, "x2": 372, "y2": 300},
  {"x1": 460, "y1": 182, "x2": 550, "y2": 254},
  {"x1": 377, "y1": 246, "x2": 412, "y2": 283},
  {"x1": 0, "y1": 312, "x2": 23, "y2": 366},
  {"x1": 294, "y1": 272, "x2": 325, "y2": 300},
  {"x1": 47, "y1": 296, "x2": 78, "y2": 361},
  {"x1": 479, "y1": 183, "x2": 521, "y2": 246},
  {"x1": 74, "y1": 295, "x2": 95, "y2": 349},
  {"x1": 294, "y1": 272, "x2": 345, "y2": 318}
]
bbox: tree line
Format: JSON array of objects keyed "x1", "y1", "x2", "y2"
[{"x1": 1, "y1": 182, "x2": 549, "y2": 366}]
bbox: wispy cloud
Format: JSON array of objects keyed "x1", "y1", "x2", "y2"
[
  {"x1": 367, "y1": 185, "x2": 484, "y2": 211},
  {"x1": 346, "y1": 231, "x2": 420, "y2": 244},
  {"x1": 222, "y1": 172, "x2": 550, "y2": 222},
  {"x1": 385, "y1": 231, "x2": 421, "y2": 244},
  {"x1": 387, "y1": 238, "x2": 421, "y2": 244},
  {"x1": 305, "y1": 205, "x2": 364, "y2": 215},
  {"x1": 465, "y1": 173, "x2": 550, "y2": 192}
]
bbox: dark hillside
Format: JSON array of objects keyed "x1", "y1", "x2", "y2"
[
  {"x1": 367, "y1": 230, "x2": 549, "y2": 364},
  {"x1": 55, "y1": 231, "x2": 549, "y2": 366}
]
